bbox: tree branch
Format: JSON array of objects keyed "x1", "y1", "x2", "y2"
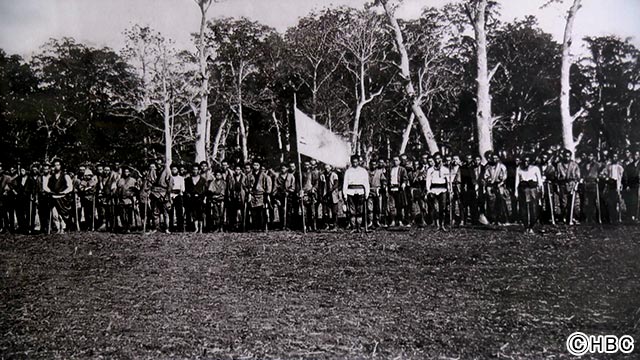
[
  {"x1": 488, "y1": 62, "x2": 502, "y2": 82},
  {"x1": 571, "y1": 107, "x2": 586, "y2": 122}
]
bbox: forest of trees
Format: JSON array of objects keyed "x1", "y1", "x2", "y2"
[{"x1": 1, "y1": 0, "x2": 639, "y2": 168}]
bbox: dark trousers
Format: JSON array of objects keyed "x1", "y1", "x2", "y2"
[
  {"x1": 428, "y1": 192, "x2": 448, "y2": 225},
  {"x1": 150, "y1": 194, "x2": 169, "y2": 231},
  {"x1": 462, "y1": 188, "x2": 480, "y2": 224},
  {"x1": 558, "y1": 185, "x2": 577, "y2": 224},
  {"x1": 605, "y1": 188, "x2": 622, "y2": 224},
  {"x1": 485, "y1": 186, "x2": 509, "y2": 224},
  {"x1": 518, "y1": 187, "x2": 540, "y2": 228},
  {"x1": 624, "y1": 186, "x2": 639, "y2": 221},
  {"x1": 38, "y1": 194, "x2": 50, "y2": 232},
  {"x1": 582, "y1": 184, "x2": 598, "y2": 224},
  {"x1": 347, "y1": 194, "x2": 365, "y2": 229},
  {"x1": 15, "y1": 195, "x2": 31, "y2": 232},
  {"x1": 81, "y1": 197, "x2": 95, "y2": 230},
  {"x1": 211, "y1": 200, "x2": 224, "y2": 229},
  {"x1": 389, "y1": 189, "x2": 406, "y2": 224},
  {"x1": 368, "y1": 190, "x2": 386, "y2": 226},
  {"x1": 169, "y1": 195, "x2": 184, "y2": 231},
  {"x1": 119, "y1": 203, "x2": 134, "y2": 231},
  {"x1": 0, "y1": 195, "x2": 15, "y2": 232},
  {"x1": 250, "y1": 206, "x2": 265, "y2": 230}
]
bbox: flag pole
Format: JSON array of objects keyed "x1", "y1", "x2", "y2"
[{"x1": 293, "y1": 93, "x2": 307, "y2": 234}]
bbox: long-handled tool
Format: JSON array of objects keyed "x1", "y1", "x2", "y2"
[
  {"x1": 74, "y1": 191, "x2": 80, "y2": 231},
  {"x1": 595, "y1": 179, "x2": 602, "y2": 224},
  {"x1": 242, "y1": 198, "x2": 248, "y2": 232},
  {"x1": 546, "y1": 182, "x2": 556, "y2": 225},
  {"x1": 569, "y1": 182, "x2": 578, "y2": 225},
  {"x1": 28, "y1": 194, "x2": 33, "y2": 233},
  {"x1": 91, "y1": 191, "x2": 96, "y2": 231},
  {"x1": 363, "y1": 194, "x2": 368, "y2": 233},
  {"x1": 132, "y1": 197, "x2": 139, "y2": 229},
  {"x1": 47, "y1": 198, "x2": 52, "y2": 234},
  {"x1": 142, "y1": 198, "x2": 148, "y2": 234},
  {"x1": 283, "y1": 195, "x2": 288, "y2": 230},
  {"x1": 448, "y1": 187, "x2": 453, "y2": 227}
]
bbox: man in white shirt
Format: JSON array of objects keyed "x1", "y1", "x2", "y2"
[
  {"x1": 601, "y1": 152, "x2": 625, "y2": 224},
  {"x1": 343, "y1": 155, "x2": 370, "y2": 232},
  {"x1": 170, "y1": 163, "x2": 185, "y2": 231},
  {"x1": 514, "y1": 155, "x2": 543, "y2": 233},
  {"x1": 388, "y1": 156, "x2": 409, "y2": 227},
  {"x1": 426, "y1": 152, "x2": 450, "y2": 231}
]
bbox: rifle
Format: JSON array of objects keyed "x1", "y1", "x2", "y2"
[
  {"x1": 27, "y1": 194, "x2": 33, "y2": 233},
  {"x1": 201, "y1": 195, "x2": 207, "y2": 232},
  {"x1": 363, "y1": 193, "x2": 368, "y2": 233},
  {"x1": 595, "y1": 179, "x2": 602, "y2": 224},
  {"x1": 91, "y1": 190, "x2": 96, "y2": 231},
  {"x1": 264, "y1": 195, "x2": 270, "y2": 232},
  {"x1": 142, "y1": 197, "x2": 148, "y2": 234},
  {"x1": 182, "y1": 195, "x2": 186, "y2": 233},
  {"x1": 220, "y1": 200, "x2": 226, "y2": 233},
  {"x1": 242, "y1": 195, "x2": 248, "y2": 232},
  {"x1": 569, "y1": 181, "x2": 579, "y2": 225},
  {"x1": 132, "y1": 196, "x2": 139, "y2": 229},
  {"x1": 283, "y1": 194, "x2": 288, "y2": 230},
  {"x1": 74, "y1": 191, "x2": 80, "y2": 231},
  {"x1": 448, "y1": 182, "x2": 454, "y2": 228},
  {"x1": 47, "y1": 194, "x2": 52, "y2": 234},
  {"x1": 546, "y1": 182, "x2": 556, "y2": 225}
]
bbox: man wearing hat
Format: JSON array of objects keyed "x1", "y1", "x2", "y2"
[
  {"x1": 343, "y1": 155, "x2": 370, "y2": 232},
  {"x1": 483, "y1": 151, "x2": 509, "y2": 225},
  {"x1": 0, "y1": 162, "x2": 15, "y2": 233},
  {"x1": 44, "y1": 159, "x2": 74, "y2": 233},
  {"x1": 117, "y1": 165, "x2": 139, "y2": 232},
  {"x1": 78, "y1": 168, "x2": 98, "y2": 230},
  {"x1": 248, "y1": 160, "x2": 272, "y2": 231},
  {"x1": 555, "y1": 149, "x2": 581, "y2": 224},
  {"x1": 426, "y1": 152, "x2": 450, "y2": 231},
  {"x1": 148, "y1": 160, "x2": 173, "y2": 233}
]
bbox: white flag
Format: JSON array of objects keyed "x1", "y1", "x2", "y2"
[{"x1": 294, "y1": 107, "x2": 351, "y2": 168}]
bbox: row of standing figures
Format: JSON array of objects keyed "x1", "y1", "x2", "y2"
[{"x1": 2, "y1": 178, "x2": 634, "y2": 235}]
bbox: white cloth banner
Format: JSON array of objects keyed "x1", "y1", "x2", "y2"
[{"x1": 294, "y1": 107, "x2": 351, "y2": 168}]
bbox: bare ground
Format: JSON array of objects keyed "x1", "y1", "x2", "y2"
[{"x1": 1, "y1": 225, "x2": 639, "y2": 359}]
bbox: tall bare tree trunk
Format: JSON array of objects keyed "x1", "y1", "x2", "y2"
[
  {"x1": 237, "y1": 84, "x2": 248, "y2": 162},
  {"x1": 470, "y1": 0, "x2": 495, "y2": 161},
  {"x1": 194, "y1": 0, "x2": 211, "y2": 163},
  {"x1": 218, "y1": 121, "x2": 231, "y2": 162},
  {"x1": 163, "y1": 101, "x2": 172, "y2": 169},
  {"x1": 311, "y1": 74, "x2": 318, "y2": 122},
  {"x1": 352, "y1": 102, "x2": 364, "y2": 155},
  {"x1": 400, "y1": 112, "x2": 414, "y2": 155},
  {"x1": 211, "y1": 117, "x2": 227, "y2": 163},
  {"x1": 272, "y1": 111, "x2": 284, "y2": 164},
  {"x1": 205, "y1": 115, "x2": 211, "y2": 156},
  {"x1": 380, "y1": 0, "x2": 438, "y2": 154},
  {"x1": 560, "y1": 0, "x2": 583, "y2": 156}
]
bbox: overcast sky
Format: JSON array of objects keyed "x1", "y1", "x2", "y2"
[{"x1": 1, "y1": 0, "x2": 639, "y2": 57}]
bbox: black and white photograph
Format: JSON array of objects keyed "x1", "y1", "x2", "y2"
[{"x1": 1, "y1": 0, "x2": 639, "y2": 358}]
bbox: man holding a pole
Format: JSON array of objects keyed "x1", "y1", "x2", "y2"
[
  {"x1": 556, "y1": 149, "x2": 581, "y2": 225},
  {"x1": 581, "y1": 152, "x2": 602, "y2": 224}
]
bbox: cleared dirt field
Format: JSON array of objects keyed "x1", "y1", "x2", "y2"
[{"x1": 1, "y1": 226, "x2": 639, "y2": 359}]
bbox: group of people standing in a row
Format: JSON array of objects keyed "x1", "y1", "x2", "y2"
[{"x1": 0, "y1": 145, "x2": 638, "y2": 235}]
